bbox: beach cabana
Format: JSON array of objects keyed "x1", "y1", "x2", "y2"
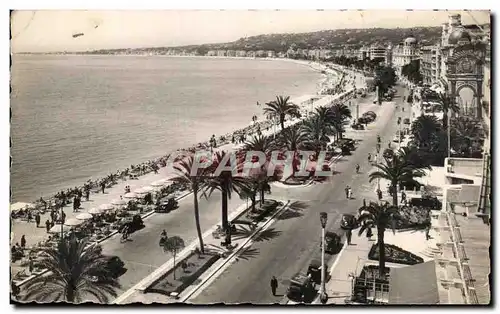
[
  {"x1": 88, "y1": 207, "x2": 105, "y2": 215},
  {"x1": 124, "y1": 192, "x2": 138, "y2": 199},
  {"x1": 98, "y1": 204, "x2": 114, "y2": 211},
  {"x1": 76, "y1": 213, "x2": 93, "y2": 220},
  {"x1": 49, "y1": 224, "x2": 70, "y2": 234},
  {"x1": 111, "y1": 199, "x2": 128, "y2": 207},
  {"x1": 64, "y1": 218, "x2": 84, "y2": 227}
]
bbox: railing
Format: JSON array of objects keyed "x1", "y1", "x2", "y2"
[{"x1": 445, "y1": 208, "x2": 479, "y2": 304}]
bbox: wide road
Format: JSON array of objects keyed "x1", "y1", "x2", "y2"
[
  {"x1": 190, "y1": 85, "x2": 411, "y2": 304},
  {"x1": 100, "y1": 189, "x2": 246, "y2": 295}
]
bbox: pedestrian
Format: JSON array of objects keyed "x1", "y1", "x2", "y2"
[
  {"x1": 270, "y1": 276, "x2": 278, "y2": 296},
  {"x1": 35, "y1": 213, "x2": 41, "y2": 228},
  {"x1": 61, "y1": 211, "x2": 66, "y2": 224},
  {"x1": 401, "y1": 191, "x2": 407, "y2": 203},
  {"x1": 345, "y1": 186, "x2": 349, "y2": 199},
  {"x1": 45, "y1": 219, "x2": 51, "y2": 233},
  {"x1": 425, "y1": 222, "x2": 431, "y2": 240},
  {"x1": 377, "y1": 189, "x2": 383, "y2": 201},
  {"x1": 368, "y1": 153, "x2": 372, "y2": 163},
  {"x1": 27, "y1": 211, "x2": 32, "y2": 223},
  {"x1": 366, "y1": 226, "x2": 373, "y2": 241},
  {"x1": 20, "y1": 235, "x2": 26, "y2": 248},
  {"x1": 101, "y1": 182, "x2": 106, "y2": 194},
  {"x1": 348, "y1": 187, "x2": 353, "y2": 199},
  {"x1": 85, "y1": 189, "x2": 90, "y2": 201},
  {"x1": 346, "y1": 229, "x2": 352, "y2": 245},
  {"x1": 73, "y1": 196, "x2": 78, "y2": 212}
]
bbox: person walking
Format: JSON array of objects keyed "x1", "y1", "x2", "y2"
[
  {"x1": 425, "y1": 221, "x2": 431, "y2": 240},
  {"x1": 35, "y1": 213, "x2": 41, "y2": 228},
  {"x1": 366, "y1": 226, "x2": 373, "y2": 241},
  {"x1": 101, "y1": 182, "x2": 106, "y2": 194},
  {"x1": 346, "y1": 228, "x2": 352, "y2": 245},
  {"x1": 45, "y1": 219, "x2": 51, "y2": 233},
  {"x1": 20, "y1": 235, "x2": 26, "y2": 249},
  {"x1": 348, "y1": 187, "x2": 353, "y2": 199},
  {"x1": 377, "y1": 189, "x2": 383, "y2": 201},
  {"x1": 368, "y1": 153, "x2": 372, "y2": 163},
  {"x1": 401, "y1": 191, "x2": 407, "y2": 204},
  {"x1": 85, "y1": 189, "x2": 90, "y2": 201},
  {"x1": 270, "y1": 276, "x2": 278, "y2": 296},
  {"x1": 345, "y1": 186, "x2": 349, "y2": 199}
]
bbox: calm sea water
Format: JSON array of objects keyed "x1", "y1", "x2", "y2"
[{"x1": 11, "y1": 55, "x2": 323, "y2": 202}]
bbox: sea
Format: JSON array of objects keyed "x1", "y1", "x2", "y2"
[{"x1": 10, "y1": 55, "x2": 324, "y2": 202}]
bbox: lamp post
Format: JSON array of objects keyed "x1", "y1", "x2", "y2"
[{"x1": 319, "y1": 212, "x2": 328, "y2": 304}]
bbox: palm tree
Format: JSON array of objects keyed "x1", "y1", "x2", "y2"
[
  {"x1": 369, "y1": 148, "x2": 427, "y2": 207},
  {"x1": 357, "y1": 201, "x2": 399, "y2": 278},
  {"x1": 205, "y1": 151, "x2": 248, "y2": 235},
  {"x1": 243, "y1": 134, "x2": 276, "y2": 155},
  {"x1": 173, "y1": 155, "x2": 210, "y2": 254},
  {"x1": 21, "y1": 238, "x2": 120, "y2": 303},
  {"x1": 437, "y1": 92, "x2": 460, "y2": 130},
  {"x1": 277, "y1": 126, "x2": 306, "y2": 177},
  {"x1": 263, "y1": 95, "x2": 301, "y2": 130},
  {"x1": 450, "y1": 116, "x2": 484, "y2": 157},
  {"x1": 330, "y1": 103, "x2": 352, "y2": 140},
  {"x1": 301, "y1": 115, "x2": 331, "y2": 159},
  {"x1": 410, "y1": 115, "x2": 441, "y2": 149}
]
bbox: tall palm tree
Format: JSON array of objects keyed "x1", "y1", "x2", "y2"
[
  {"x1": 243, "y1": 134, "x2": 276, "y2": 156},
  {"x1": 263, "y1": 95, "x2": 301, "y2": 130},
  {"x1": 278, "y1": 126, "x2": 306, "y2": 177},
  {"x1": 369, "y1": 148, "x2": 427, "y2": 207},
  {"x1": 205, "y1": 151, "x2": 248, "y2": 234},
  {"x1": 357, "y1": 201, "x2": 399, "y2": 278},
  {"x1": 450, "y1": 116, "x2": 484, "y2": 157},
  {"x1": 437, "y1": 92, "x2": 460, "y2": 130},
  {"x1": 330, "y1": 103, "x2": 352, "y2": 140},
  {"x1": 301, "y1": 115, "x2": 331, "y2": 159},
  {"x1": 173, "y1": 155, "x2": 210, "y2": 254},
  {"x1": 21, "y1": 238, "x2": 120, "y2": 303}
]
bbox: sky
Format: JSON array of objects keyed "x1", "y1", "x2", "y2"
[{"x1": 11, "y1": 10, "x2": 491, "y2": 53}]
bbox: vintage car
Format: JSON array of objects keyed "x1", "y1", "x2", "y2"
[
  {"x1": 320, "y1": 231, "x2": 342, "y2": 254},
  {"x1": 340, "y1": 214, "x2": 358, "y2": 230},
  {"x1": 286, "y1": 272, "x2": 315, "y2": 302},
  {"x1": 307, "y1": 258, "x2": 328, "y2": 285},
  {"x1": 155, "y1": 196, "x2": 179, "y2": 213}
]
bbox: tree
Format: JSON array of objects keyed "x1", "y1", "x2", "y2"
[
  {"x1": 450, "y1": 116, "x2": 484, "y2": 158},
  {"x1": 173, "y1": 155, "x2": 210, "y2": 254},
  {"x1": 401, "y1": 60, "x2": 423, "y2": 85},
  {"x1": 243, "y1": 134, "x2": 276, "y2": 155},
  {"x1": 436, "y1": 92, "x2": 460, "y2": 130},
  {"x1": 277, "y1": 126, "x2": 306, "y2": 177},
  {"x1": 161, "y1": 236, "x2": 185, "y2": 280},
  {"x1": 205, "y1": 151, "x2": 247, "y2": 234},
  {"x1": 263, "y1": 95, "x2": 302, "y2": 129},
  {"x1": 21, "y1": 238, "x2": 120, "y2": 303},
  {"x1": 369, "y1": 148, "x2": 427, "y2": 207},
  {"x1": 301, "y1": 115, "x2": 331, "y2": 159},
  {"x1": 330, "y1": 103, "x2": 352, "y2": 140},
  {"x1": 410, "y1": 115, "x2": 441, "y2": 149},
  {"x1": 357, "y1": 201, "x2": 399, "y2": 278},
  {"x1": 374, "y1": 66, "x2": 397, "y2": 105}
]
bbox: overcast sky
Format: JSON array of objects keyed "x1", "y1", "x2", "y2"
[{"x1": 11, "y1": 10, "x2": 490, "y2": 52}]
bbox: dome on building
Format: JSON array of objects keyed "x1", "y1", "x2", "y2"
[
  {"x1": 404, "y1": 37, "x2": 418, "y2": 45},
  {"x1": 448, "y1": 28, "x2": 472, "y2": 45}
]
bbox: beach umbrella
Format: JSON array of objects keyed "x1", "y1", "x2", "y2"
[
  {"x1": 76, "y1": 213, "x2": 93, "y2": 220},
  {"x1": 88, "y1": 207, "x2": 104, "y2": 215},
  {"x1": 49, "y1": 224, "x2": 70, "y2": 234},
  {"x1": 111, "y1": 199, "x2": 128, "y2": 207},
  {"x1": 99, "y1": 204, "x2": 114, "y2": 211},
  {"x1": 151, "y1": 180, "x2": 167, "y2": 187},
  {"x1": 123, "y1": 192, "x2": 138, "y2": 199},
  {"x1": 134, "y1": 188, "x2": 149, "y2": 195},
  {"x1": 64, "y1": 218, "x2": 84, "y2": 227}
]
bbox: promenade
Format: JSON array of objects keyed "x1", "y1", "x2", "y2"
[{"x1": 12, "y1": 67, "x2": 364, "y2": 299}]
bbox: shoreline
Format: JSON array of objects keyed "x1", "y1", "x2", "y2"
[{"x1": 11, "y1": 58, "x2": 351, "y2": 205}]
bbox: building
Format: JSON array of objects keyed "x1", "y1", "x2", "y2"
[
  {"x1": 385, "y1": 44, "x2": 393, "y2": 66},
  {"x1": 481, "y1": 44, "x2": 491, "y2": 150},
  {"x1": 392, "y1": 36, "x2": 420, "y2": 77},
  {"x1": 206, "y1": 50, "x2": 217, "y2": 56},
  {"x1": 369, "y1": 44, "x2": 387, "y2": 61},
  {"x1": 226, "y1": 50, "x2": 236, "y2": 57},
  {"x1": 359, "y1": 46, "x2": 370, "y2": 60},
  {"x1": 236, "y1": 50, "x2": 247, "y2": 57},
  {"x1": 267, "y1": 50, "x2": 276, "y2": 58},
  {"x1": 438, "y1": 13, "x2": 488, "y2": 118},
  {"x1": 420, "y1": 45, "x2": 441, "y2": 85},
  {"x1": 216, "y1": 50, "x2": 227, "y2": 57}
]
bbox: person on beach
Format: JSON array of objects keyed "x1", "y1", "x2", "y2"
[
  {"x1": 368, "y1": 153, "x2": 372, "y2": 163},
  {"x1": 85, "y1": 189, "x2": 90, "y2": 201},
  {"x1": 73, "y1": 196, "x2": 78, "y2": 212},
  {"x1": 35, "y1": 213, "x2": 41, "y2": 228},
  {"x1": 345, "y1": 186, "x2": 350, "y2": 199},
  {"x1": 101, "y1": 182, "x2": 106, "y2": 194},
  {"x1": 45, "y1": 219, "x2": 51, "y2": 233},
  {"x1": 20, "y1": 235, "x2": 26, "y2": 248},
  {"x1": 61, "y1": 211, "x2": 66, "y2": 224},
  {"x1": 27, "y1": 211, "x2": 33, "y2": 223}
]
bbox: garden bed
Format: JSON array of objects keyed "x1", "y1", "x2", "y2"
[
  {"x1": 368, "y1": 243, "x2": 423, "y2": 265},
  {"x1": 283, "y1": 176, "x2": 309, "y2": 186},
  {"x1": 395, "y1": 206, "x2": 431, "y2": 230},
  {"x1": 145, "y1": 250, "x2": 220, "y2": 296}
]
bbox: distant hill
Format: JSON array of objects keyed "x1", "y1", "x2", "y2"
[{"x1": 65, "y1": 26, "x2": 444, "y2": 55}]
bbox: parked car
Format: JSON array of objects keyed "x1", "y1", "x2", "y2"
[
  {"x1": 89, "y1": 255, "x2": 126, "y2": 282},
  {"x1": 155, "y1": 196, "x2": 179, "y2": 213},
  {"x1": 351, "y1": 123, "x2": 365, "y2": 130},
  {"x1": 321, "y1": 231, "x2": 342, "y2": 254},
  {"x1": 286, "y1": 272, "x2": 315, "y2": 302},
  {"x1": 307, "y1": 258, "x2": 328, "y2": 285},
  {"x1": 340, "y1": 214, "x2": 358, "y2": 230}
]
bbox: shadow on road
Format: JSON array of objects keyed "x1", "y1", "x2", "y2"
[
  {"x1": 232, "y1": 226, "x2": 282, "y2": 243},
  {"x1": 235, "y1": 247, "x2": 260, "y2": 261},
  {"x1": 277, "y1": 210, "x2": 304, "y2": 220}
]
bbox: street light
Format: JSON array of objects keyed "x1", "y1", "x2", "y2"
[{"x1": 319, "y1": 212, "x2": 328, "y2": 304}]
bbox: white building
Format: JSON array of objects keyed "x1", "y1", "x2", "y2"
[{"x1": 392, "y1": 37, "x2": 420, "y2": 77}]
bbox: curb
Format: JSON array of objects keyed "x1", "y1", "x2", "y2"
[
  {"x1": 15, "y1": 190, "x2": 193, "y2": 290},
  {"x1": 180, "y1": 200, "x2": 291, "y2": 302},
  {"x1": 112, "y1": 201, "x2": 253, "y2": 304}
]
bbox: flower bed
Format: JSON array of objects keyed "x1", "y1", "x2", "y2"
[
  {"x1": 395, "y1": 206, "x2": 430, "y2": 230},
  {"x1": 145, "y1": 250, "x2": 220, "y2": 296},
  {"x1": 368, "y1": 243, "x2": 423, "y2": 265}
]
